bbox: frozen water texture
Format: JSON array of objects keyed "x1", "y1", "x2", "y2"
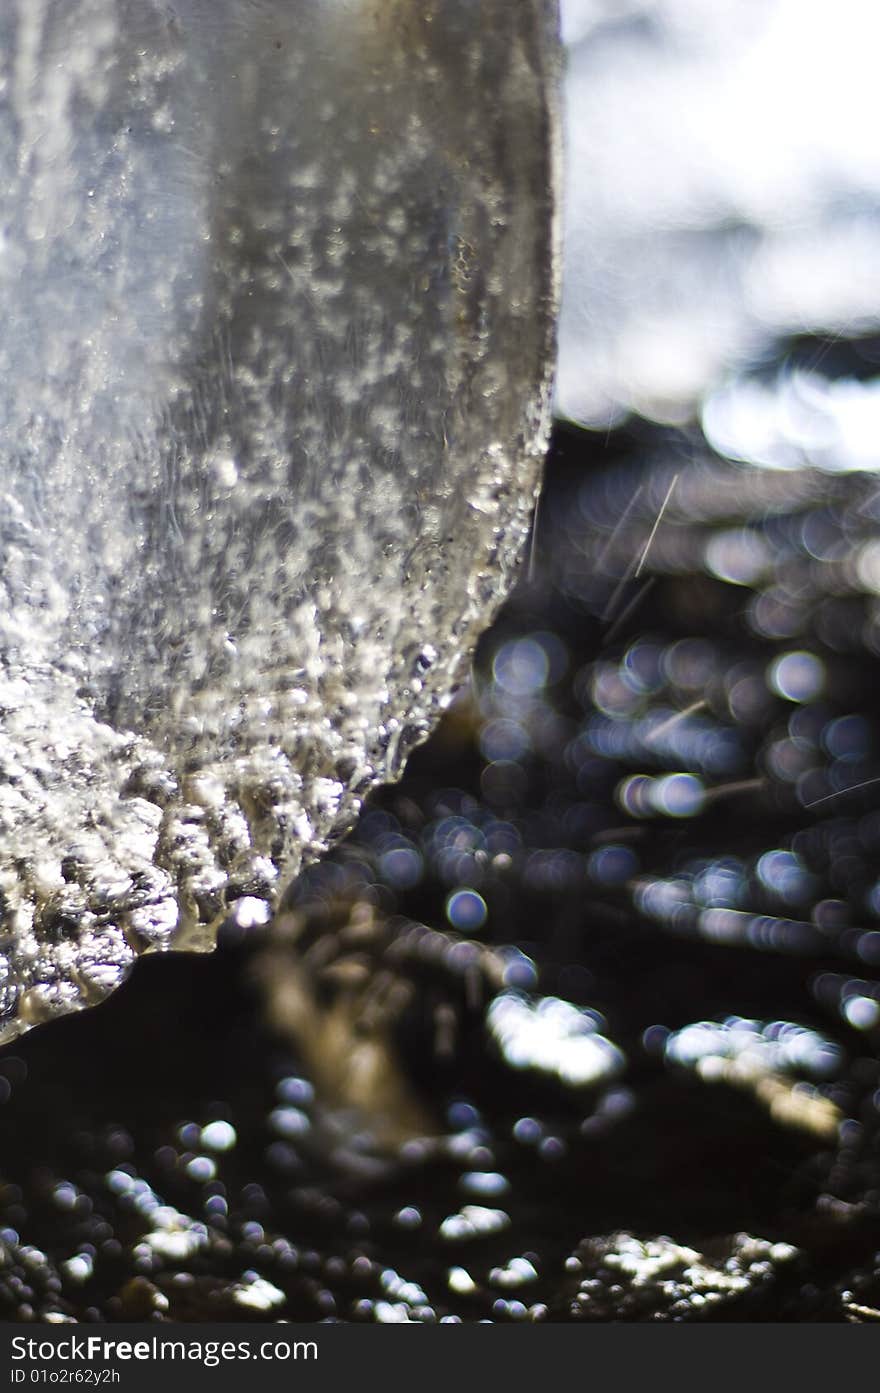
[{"x1": 0, "y1": 0, "x2": 559, "y2": 1039}]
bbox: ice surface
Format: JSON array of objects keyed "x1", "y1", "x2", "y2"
[{"x1": 0, "y1": 0, "x2": 559, "y2": 1039}]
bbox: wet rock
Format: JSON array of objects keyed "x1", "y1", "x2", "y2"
[{"x1": 560, "y1": 1232, "x2": 801, "y2": 1322}]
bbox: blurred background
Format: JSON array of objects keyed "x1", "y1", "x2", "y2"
[{"x1": 3, "y1": 0, "x2": 880, "y2": 1323}]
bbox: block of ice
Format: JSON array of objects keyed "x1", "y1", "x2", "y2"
[{"x1": 0, "y1": 0, "x2": 559, "y2": 1038}]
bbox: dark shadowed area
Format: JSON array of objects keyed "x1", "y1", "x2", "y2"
[{"x1": 4, "y1": 386, "x2": 880, "y2": 1321}]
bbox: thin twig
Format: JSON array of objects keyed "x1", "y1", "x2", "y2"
[
  {"x1": 634, "y1": 473, "x2": 679, "y2": 579},
  {"x1": 603, "y1": 576, "x2": 657, "y2": 646},
  {"x1": 703, "y1": 777, "x2": 766, "y2": 803},
  {"x1": 644, "y1": 698, "x2": 709, "y2": 746},
  {"x1": 595, "y1": 481, "x2": 645, "y2": 577},
  {"x1": 805, "y1": 775, "x2": 880, "y2": 809},
  {"x1": 527, "y1": 489, "x2": 541, "y2": 585}
]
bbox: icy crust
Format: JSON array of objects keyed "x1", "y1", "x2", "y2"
[{"x1": 0, "y1": 0, "x2": 560, "y2": 1041}]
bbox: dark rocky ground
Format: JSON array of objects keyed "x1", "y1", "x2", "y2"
[{"x1": 3, "y1": 371, "x2": 880, "y2": 1322}]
